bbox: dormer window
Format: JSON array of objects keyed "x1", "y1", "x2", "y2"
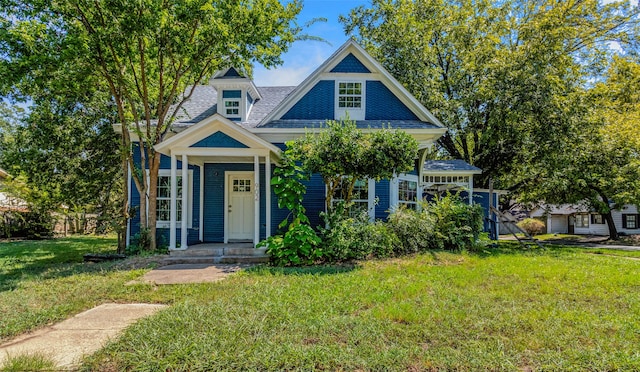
[
  {"x1": 224, "y1": 99, "x2": 240, "y2": 117},
  {"x1": 335, "y1": 81, "x2": 365, "y2": 120}
]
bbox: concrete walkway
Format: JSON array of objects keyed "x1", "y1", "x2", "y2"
[
  {"x1": 0, "y1": 303, "x2": 166, "y2": 370},
  {"x1": 133, "y1": 263, "x2": 250, "y2": 285}
]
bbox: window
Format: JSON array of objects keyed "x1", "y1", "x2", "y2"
[
  {"x1": 398, "y1": 179, "x2": 419, "y2": 209},
  {"x1": 224, "y1": 99, "x2": 240, "y2": 116},
  {"x1": 232, "y1": 178, "x2": 251, "y2": 192},
  {"x1": 155, "y1": 170, "x2": 192, "y2": 227},
  {"x1": 575, "y1": 214, "x2": 589, "y2": 228},
  {"x1": 623, "y1": 214, "x2": 638, "y2": 229},
  {"x1": 332, "y1": 178, "x2": 371, "y2": 216},
  {"x1": 157, "y1": 175, "x2": 183, "y2": 223},
  {"x1": 338, "y1": 82, "x2": 362, "y2": 109},
  {"x1": 591, "y1": 214, "x2": 604, "y2": 224}
]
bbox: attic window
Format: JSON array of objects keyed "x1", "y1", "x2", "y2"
[
  {"x1": 338, "y1": 82, "x2": 362, "y2": 108},
  {"x1": 224, "y1": 99, "x2": 240, "y2": 116}
]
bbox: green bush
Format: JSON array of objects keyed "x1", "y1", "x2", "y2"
[
  {"x1": 387, "y1": 194, "x2": 484, "y2": 252},
  {"x1": 318, "y1": 206, "x2": 400, "y2": 261},
  {"x1": 386, "y1": 206, "x2": 437, "y2": 254},
  {"x1": 0, "y1": 209, "x2": 54, "y2": 239},
  {"x1": 423, "y1": 194, "x2": 484, "y2": 251},
  {"x1": 517, "y1": 218, "x2": 546, "y2": 236}
]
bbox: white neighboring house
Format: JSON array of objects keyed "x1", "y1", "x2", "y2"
[
  {"x1": 530, "y1": 203, "x2": 640, "y2": 236},
  {"x1": 0, "y1": 168, "x2": 28, "y2": 212}
]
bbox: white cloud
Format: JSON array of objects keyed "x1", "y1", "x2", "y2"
[{"x1": 252, "y1": 42, "x2": 333, "y2": 86}]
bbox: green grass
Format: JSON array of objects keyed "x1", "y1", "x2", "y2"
[
  {"x1": 0, "y1": 352, "x2": 58, "y2": 372},
  {"x1": 2, "y1": 236, "x2": 639, "y2": 370},
  {"x1": 83, "y1": 245, "x2": 640, "y2": 371},
  {"x1": 0, "y1": 235, "x2": 206, "y2": 342}
]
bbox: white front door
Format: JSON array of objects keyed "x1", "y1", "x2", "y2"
[{"x1": 227, "y1": 172, "x2": 255, "y2": 241}]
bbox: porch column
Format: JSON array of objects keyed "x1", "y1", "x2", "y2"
[
  {"x1": 254, "y1": 155, "x2": 260, "y2": 246},
  {"x1": 199, "y1": 165, "x2": 204, "y2": 242},
  {"x1": 181, "y1": 154, "x2": 188, "y2": 249},
  {"x1": 468, "y1": 176, "x2": 474, "y2": 205},
  {"x1": 265, "y1": 153, "x2": 271, "y2": 238},
  {"x1": 169, "y1": 154, "x2": 177, "y2": 249}
]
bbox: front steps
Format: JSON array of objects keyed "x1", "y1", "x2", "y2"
[{"x1": 164, "y1": 244, "x2": 269, "y2": 265}]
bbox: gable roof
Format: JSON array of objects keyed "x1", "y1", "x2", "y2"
[
  {"x1": 155, "y1": 113, "x2": 281, "y2": 158},
  {"x1": 259, "y1": 39, "x2": 445, "y2": 128}
]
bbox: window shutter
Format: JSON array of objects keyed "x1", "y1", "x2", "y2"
[{"x1": 622, "y1": 215, "x2": 628, "y2": 229}]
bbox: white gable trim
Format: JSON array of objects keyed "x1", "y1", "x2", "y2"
[
  {"x1": 154, "y1": 113, "x2": 281, "y2": 158},
  {"x1": 260, "y1": 39, "x2": 445, "y2": 127}
]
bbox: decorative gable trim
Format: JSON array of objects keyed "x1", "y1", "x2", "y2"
[
  {"x1": 260, "y1": 39, "x2": 444, "y2": 127},
  {"x1": 155, "y1": 114, "x2": 281, "y2": 158}
]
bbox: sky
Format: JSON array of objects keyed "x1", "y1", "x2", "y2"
[{"x1": 252, "y1": 0, "x2": 369, "y2": 87}]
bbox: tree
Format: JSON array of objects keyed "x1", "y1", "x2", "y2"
[
  {"x1": 0, "y1": 88, "x2": 122, "y2": 238},
  {"x1": 1, "y1": 0, "x2": 304, "y2": 250},
  {"x1": 290, "y1": 119, "x2": 418, "y2": 212},
  {"x1": 508, "y1": 56, "x2": 640, "y2": 240},
  {"x1": 342, "y1": 0, "x2": 640, "y2": 187}
]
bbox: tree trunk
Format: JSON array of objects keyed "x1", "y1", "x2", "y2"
[
  {"x1": 603, "y1": 211, "x2": 618, "y2": 240},
  {"x1": 117, "y1": 144, "x2": 128, "y2": 254},
  {"x1": 147, "y1": 151, "x2": 161, "y2": 251}
]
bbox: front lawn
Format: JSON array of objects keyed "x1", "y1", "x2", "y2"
[
  {"x1": 0, "y1": 236, "x2": 199, "y2": 342},
  {"x1": 2, "y1": 236, "x2": 638, "y2": 370},
  {"x1": 83, "y1": 246, "x2": 640, "y2": 371}
]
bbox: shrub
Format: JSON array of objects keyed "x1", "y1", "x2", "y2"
[
  {"x1": 257, "y1": 151, "x2": 322, "y2": 266},
  {"x1": 386, "y1": 207, "x2": 437, "y2": 254},
  {"x1": 0, "y1": 209, "x2": 54, "y2": 239},
  {"x1": 318, "y1": 206, "x2": 400, "y2": 261},
  {"x1": 423, "y1": 194, "x2": 484, "y2": 251},
  {"x1": 517, "y1": 218, "x2": 546, "y2": 236}
]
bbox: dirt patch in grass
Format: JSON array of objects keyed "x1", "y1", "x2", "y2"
[{"x1": 110, "y1": 255, "x2": 169, "y2": 270}]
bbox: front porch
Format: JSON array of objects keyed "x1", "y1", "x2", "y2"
[{"x1": 165, "y1": 242, "x2": 269, "y2": 264}]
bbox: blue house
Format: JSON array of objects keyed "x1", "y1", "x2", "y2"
[{"x1": 123, "y1": 40, "x2": 485, "y2": 250}]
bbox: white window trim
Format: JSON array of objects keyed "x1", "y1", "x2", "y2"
[
  {"x1": 575, "y1": 214, "x2": 589, "y2": 228},
  {"x1": 327, "y1": 177, "x2": 375, "y2": 221},
  {"x1": 335, "y1": 80, "x2": 365, "y2": 120},
  {"x1": 154, "y1": 169, "x2": 193, "y2": 228},
  {"x1": 223, "y1": 98, "x2": 242, "y2": 119},
  {"x1": 391, "y1": 173, "x2": 421, "y2": 210}
]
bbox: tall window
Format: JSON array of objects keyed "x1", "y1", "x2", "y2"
[
  {"x1": 398, "y1": 179, "x2": 419, "y2": 209},
  {"x1": 332, "y1": 178, "x2": 369, "y2": 215},
  {"x1": 338, "y1": 82, "x2": 362, "y2": 109},
  {"x1": 575, "y1": 214, "x2": 589, "y2": 228},
  {"x1": 157, "y1": 175, "x2": 182, "y2": 223}
]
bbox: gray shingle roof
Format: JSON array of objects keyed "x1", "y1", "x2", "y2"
[
  {"x1": 423, "y1": 160, "x2": 482, "y2": 173},
  {"x1": 259, "y1": 119, "x2": 440, "y2": 129},
  {"x1": 171, "y1": 85, "x2": 296, "y2": 128}
]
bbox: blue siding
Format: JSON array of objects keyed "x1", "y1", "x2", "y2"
[
  {"x1": 129, "y1": 142, "x2": 201, "y2": 247},
  {"x1": 282, "y1": 80, "x2": 335, "y2": 120},
  {"x1": 366, "y1": 81, "x2": 419, "y2": 120},
  {"x1": 331, "y1": 53, "x2": 371, "y2": 73},
  {"x1": 222, "y1": 90, "x2": 241, "y2": 98},
  {"x1": 202, "y1": 163, "x2": 269, "y2": 242},
  {"x1": 191, "y1": 131, "x2": 248, "y2": 148},
  {"x1": 375, "y1": 180, "x2": 391, "y2": 220}
]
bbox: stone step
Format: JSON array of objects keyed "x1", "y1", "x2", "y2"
[
  {"x1": 169, "y1": 246, "x2": 267, "y2": 257},
  {"x1": 163, "y1": 255, "x2": 270, "y2": 265}
]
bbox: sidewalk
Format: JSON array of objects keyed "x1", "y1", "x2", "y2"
[{"x1": 0, "y1": 303, "x2": 167, "y2": 370}]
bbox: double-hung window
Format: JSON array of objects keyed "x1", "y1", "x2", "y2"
[
  {"x1": 398, "y1": 179, "x2": 419, "y2": 210},
  {"x1": 156, "y1": 170, "x2": 192, "y2": 227},
  {"x1": 575, "y1": 214, "x2": 589, "y2": 228},
  {"x1": 157, "y1": 175, "x2": 182, "y2": 223},
  {"x1": 336, "y1": 81, "x2": 365, "y2": 120},
  {"x1": 331, "y1": 178, "x2": 374, "y2": 218},
  {"x1": 224, "y1": 99, "x2": 240, "y2": 117},
  {"x1": 591, "y1": 214, "x2": 604, "y2": 224}
]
